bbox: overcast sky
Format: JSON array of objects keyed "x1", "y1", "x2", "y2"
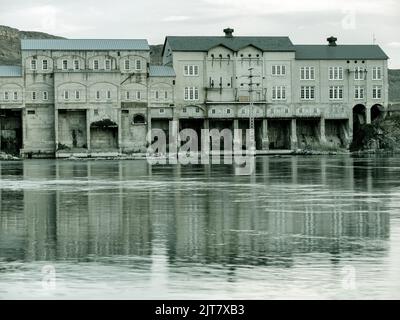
[{"x1": 1, "y1": 0, "x2": 399, "y2": 68}]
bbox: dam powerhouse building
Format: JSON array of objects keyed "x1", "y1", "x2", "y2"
[{"x1": 0, "y1": 29, "x2": 389, "y2": 157}]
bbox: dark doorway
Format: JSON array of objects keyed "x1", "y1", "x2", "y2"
[
  {"x1": 268, "y1": 119, "x2": 291, "y2": 150},
  {"x1": 371, "y1": 104, "x2": 383, "y2": 122},
  {"x1": 0, "y1": 109, "x2": 23, "y2": 156}
]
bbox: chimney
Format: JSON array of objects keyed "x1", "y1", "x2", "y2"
[
  {"x1": 223, "y1": 28, "x2": 234, "y2": 38},
  {"x1": 327, "y1": 36, "x2": 337, "y2": 46}
]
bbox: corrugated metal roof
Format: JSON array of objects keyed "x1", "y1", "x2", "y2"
[
  {"x1": 21, "y1": 39, "x2": 150, "y2": 51},
  {"x1": 0, "y1": 66, "x2": 22, "y2": 77},
  {"x1": 295, "y1": 45, "x2": 389, "y2": 60},
  {"x1": 165, "y1": 36, "x2": 295, "y2": 52},
  {"x1": 149, "y1": 65, "x2": 176, "y2": 77}
]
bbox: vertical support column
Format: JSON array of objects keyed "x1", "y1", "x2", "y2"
[
  {"x1": 319, "y1": 116, "x2": 326, "y2": 144},
  {"x1": 290, "y1": 118, "x2": 297, "y2": 150},
  {"x1": 348, "y1": 110, "x2": 354, "y2": 145},
  {"x1": 86, "y1": 109, "x2": 91, "y2": 152},
  {"x1": 118, "y1": 109, "x2": 122, "y2": 153},
  {"x1": 169, "y1": 117, "x2": 179, "y2": 159},
  {"x1": 233, "y1": 118, "x2": 241, "y2": 152},
  {"x1": 201, "y1": 119, "x2": 209, "y2": 154},
  {"x1": 366, "y1": 107, "x2": 372, "y2": 124},
  {"x1": 54, "y1": 108, "x2": 59, "y2": 153},
  {"x1": 147, "y1": 112, "x2": 152, "y2": 152},
  {"x1": 261, "y1": 118, "x2": 269, "y2": 151}
]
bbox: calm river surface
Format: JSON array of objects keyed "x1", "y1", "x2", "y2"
[{"x1": 0, "y1": 156, "x2": 400, "y2": 299}]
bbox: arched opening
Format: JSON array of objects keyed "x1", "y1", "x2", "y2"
[
  {"x1": 353, "y1": 104, "x2": 366, "y2": 132},
  {"x1": 133, "y1": 114, "x2": 146, "y2": 124},
  {"x1": 371, "y1": 104, "x2": 384, "y2": 122},
  {"x1": 90, "y1": 119, "x2": 118, "y2": 149}
]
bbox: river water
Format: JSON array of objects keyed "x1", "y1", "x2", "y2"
[{"x1": 0, "y1": 156, "x2": 399, "y2": 299}]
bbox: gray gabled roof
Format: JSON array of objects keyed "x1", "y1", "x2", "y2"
[
  {"x1": 165, "y1": 36, "x2": 295, "y2": 53},
  {"x1": 21, "y1": 39, "x2": 150, "y2": 51},
  {"x1": 0, "y1": 66, "x2": 22, "y2": 77},
  {"x1": 149, "y1": 65, "x2": 176, "y2": 77},
  {"x1": 295, "y1": 45, "x2": 389, "y2": 60}
]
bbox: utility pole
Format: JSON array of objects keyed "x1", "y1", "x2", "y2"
[{"x1": 247, "y1": 68, "x2": 256, "y2": 154}]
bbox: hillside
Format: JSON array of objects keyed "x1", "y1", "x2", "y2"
[
  {"x1": 0, "y1": 25, "x2": 164, "y2": 66},
  {"x1": 389, "y1": 69, "x2": 400, "y2": 102}
]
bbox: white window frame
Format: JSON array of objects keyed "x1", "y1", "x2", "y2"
[
  {"x1": 32, "y1": 91, "x2": 37, "y2": 100},
  {"x1": 354, "y1": 67, "x2": 365, "y2": 81},
  {"x1": 105, "y1": 59, "x2": 111, "y2": 70},
  {"x1": 74, "y1": 60, "x2": 80, "y2": 70},
  {"x1": 42, "y1": 59, "x2": 48, "y2": 71},
  {"x1": 329, "y1": 86, "x2": 344, "y2": 100},
  {"x1": 63, "y1": 90, "x2": 69, "y2": 100},
  {"x1": 372, "y1": 67, "x2": 382, "y2": 80},
  {"x1": 124, "y1": 59, "x2": 130, "y2": 71},
  {"x1": 93, "y1": 60, "x2": 99, "y2": 70},
  {"x1": 272, "y1": 86, "x2": 286, "y2": 100},
  {"x1": 373, "y1": 85, "x2": 382, "y2": 99},
  {"x1": 329, "y1": 67, "x2": 344, "y2": 80},
  {"x1": 96, "y1": 91, "x2": 101, "y2": 100},
  {"x1": 75, "y1": 91, "x2": 80, "y2": 100},
  {"x1": 354, "y1": 86, "x2": 365, "y2": 100},
  {"x1": 136, "y1": 91, "x2": 141, "y2": 100},
  {"x1": 13, "y1": 92, "x2": 18, "y2": 100},
  {"x1": 31, "y1": 60, "x2": 37, "y2": 70},
  {"x1": 301, "y1": 86, "x2": 315, "y2": 100},
  {"x1": 165, "y1": 91, "x2": 168, "y2": 100},
  {"x1": 4, "y1": 92, "x2": 9, "y2": 100},
  {"x1": 300, "y1": 66, "x2": 315, "y2": 80},
  {"x1": 135, "y1": 59, "x2": 142, "y2": 71},
  {"x1": 107, "y1": 90, "x2": 111, "y2": 99},
  {"x1": 43, "y1": 91, "x2": 48, "y2": 101},
  {"x1": 126, "y1": 91, "x2": 130, "y2": 100},
  {"x1": 184, "y1": 65, "x2": 199, "y2": 76},
  {"x1": 184, "y1": 87, "x2": 199, "y2": 101},
  {"x1": 272, "y1": 65, "x2": 286, "y2": 76},
  {"x1": 62, "y1": 60, "x2": 68, "y2": 70}
]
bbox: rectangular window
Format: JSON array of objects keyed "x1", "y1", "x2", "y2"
[
  {"x1": 31, "y1": 60, "x2": 37, "y2": 70},
  {"x1": 63, "y1": 91, "x2": 69, "y2": 100},
  {"x1": 13, "y1": 92, "x2": 18, "y2": 100},
  {"x1": 160, "y1": 108, "x2": 165, "y2": 114},
  {"x1": 27, "y1": 110, "x2": 35, "y2": 115},
  {"x1": 272, "y1": 65, "x2": 286, "y2": 76},
  {"x1": 165, "y1": 91, "x2": 168, "y2": 99},
  {"x1": 329, "y1": 67, "x2": 343, "y2": 80},
  {"x1": 301, "y1": 86, "x2": 315, "y2": 100},
  {"x1": 124, "y1": 60, "x2": 130, "y2": 70},
  {"x1": 126, "y1": 91, "x2": 130, "y2": 100},
  {"x1": 300, "y1": 67, "x2": 315, "y2": 80},
  {"x1": 62, "y1": 60, "x2": 68, "y2": 70},
  {"x1": 372, "y1": 67, "x2": 382, "y2": 80},
  {"x1": 354, "y1": 67, "x2": 365, "y2": 80},
  {"x1": 96, "y1": 91, "x2": 100, "y2": 100},
  {"x1": 184, "y1": 87, "x2": 199, "y2": 101},
  {"x1": 93, "y1": 60, "x2": 99, "y2": 70},
  {"x1": 354, "y1": 86, "x2": 365, "y2": 100},
  {"x1": 329, "y1": 86, "x2": 344, "y2": 100},
  {"x1": 4, "y1": 92, "x2": 9, "y2": 100},
  {"x1": 32, "y1": 91, "x2": 37, "y2": 100},
  {"x1": 272, "y1": 86, "x2": 286, "y2": 100},
  {"x1": 373, "y1": 85, "x2": 382, "y2": 99},
  {"x1": 43, "y1": 91, "x2": 48, "y2": 100},
  {"x1": 184, "y1": 65, "x2": 199, "y2": 76},
  {"x1": 42, "y1": 60, "x2": 48, "y2": 70},
  {"x1": 75, "y1": 91, "x2": 80, "y2": 100},
  {"x1": 135, "y1": 60, "x2": 142, "y2": 70},
  {"x1": 136, "y1": 91, "x2": 141, "y2": 100},
  {"x1": 107, "y1": 90, "x2": 111, "y2": 99},
  {"x1": 74, "y1": 60, "x2": 80, "y2": 70},
  {"x1": 105, "y1": 59, "x2": 111, "y2": 70},
  {"x1": 155, "y1": 91, "x2": 159, "y2": 100}
]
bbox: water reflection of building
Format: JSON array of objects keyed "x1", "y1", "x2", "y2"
[{"x1": 0, "y1": 157, "x2": 392, "y2": 269}]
